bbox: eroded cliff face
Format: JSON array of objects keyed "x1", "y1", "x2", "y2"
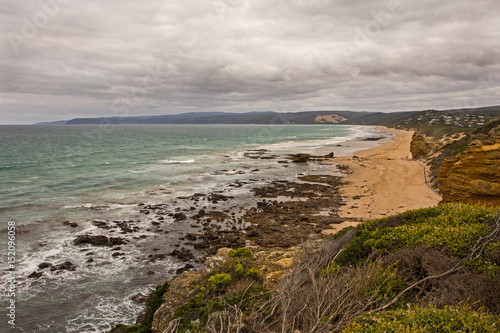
[
  {"x1": 438, "y1": 125, "x2": 500, "y2": 205},
  {"x1": 410, "y1": 133, "x2": 433, "y2": 159}
]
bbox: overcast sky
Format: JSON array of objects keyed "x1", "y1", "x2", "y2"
[{"x1": 1, "y1": 0, "x2": 499, "y2": 124}]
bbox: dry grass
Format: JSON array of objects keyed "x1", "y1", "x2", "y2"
[{"x1": 242, "y1": 229, "x2": 401, "y2": 332}]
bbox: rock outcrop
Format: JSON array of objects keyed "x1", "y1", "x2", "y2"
[
  {"x1": 151, "y1": 244, "x2": 315, "y2": 332},
  {"x1": 410, "y1": 133, "x2": 433, "y2": 159},
  {"x1": 438, "y1": 123, "x2": 500, "y2": 205},
  {"x1": 150, "y1": 270, "x2": 203, "y2": 333},
  {"x1": 291, "y1": 153, "x2": 311, "y2": 163},
  {"x1": 73, "y1": 234, "x2": 127, "y2": 246}
]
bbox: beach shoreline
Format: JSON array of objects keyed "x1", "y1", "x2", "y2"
[{"x1": 321, "y1": 126, "x2": 442, "y2": 235}]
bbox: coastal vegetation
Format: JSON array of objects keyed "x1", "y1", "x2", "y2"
[
  {"x1": 343, "y1": 304, "x2": 500, "y2": 332},
  {"x1": 123, "y1": 204, "x2": 500, "y2": 332}
]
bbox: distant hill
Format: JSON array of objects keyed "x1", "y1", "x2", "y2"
[
  {"x1": 35, "y1": 120, "x2": 70, "y2": 125},
  {"x1": 35, "y1": 106, "x2": 499, "y2": 127}
]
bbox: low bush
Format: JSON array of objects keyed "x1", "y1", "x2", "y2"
[
  {"x1": 207, "y1": 273, "x2": 232, "y2": 289},
  {"x1": 229, "y1": 247, "x2": 253, "y2": 258},
  {"x1": 335, "y1": 204, "x2": 499, "y2": 275},
  {"x1": 343, "y1": 304, "x2": 500, "y2": 332}
]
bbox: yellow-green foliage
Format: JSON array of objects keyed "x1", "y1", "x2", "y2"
[
  {"x1": 246, "y1": 267, "x2": 260, "y2": 279},
  {"x1": 230, "y1": 247, "x2": 253, "y2": 258},
  {"x1": 343, "y1": 304, "x2": 500, "y2": 332},
  {"x1": 357, "y1": 263, "x2": 401, "y2": 301},
  {"x1": 336, "y1": 204, "x2": 499, "y2": 276},
  {"x1": 319, "y1": 261, "x2": 340, "y2": 277},
  {"x1": 208, "y1": 273, "x2": 232, "y2": 288},
  {"x1": 235, "y1": 263, "x2": 245, "y2": 278},
  {"x1": 464, "y1": 257, "x2": 500, "y2": 279}
]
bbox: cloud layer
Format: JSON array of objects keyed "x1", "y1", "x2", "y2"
[{"x1": 1, "y1": 0, "x2": 499, "y2": 123}]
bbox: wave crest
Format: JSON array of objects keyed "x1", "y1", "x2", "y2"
[{"x1": 161, "y1": 159, "x2": 195, "y2": 164}]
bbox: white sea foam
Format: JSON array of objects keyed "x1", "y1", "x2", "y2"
[
  {"x1": 66, "y1": 288, "x2": 148, "y2": 332},
  {"x1": 129, "y1": 169, "x2": 149, "y2": 174},
  {"x1": 161, "y1": 159, "x2": 196, "y2": 164},
  {"x1": 257, "y1": 135, "x2": 351, "y2": 152}
]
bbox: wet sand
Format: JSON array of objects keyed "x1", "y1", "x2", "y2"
[{"x1": 322, "y1": 127, "x2": 442, "y2": 234}]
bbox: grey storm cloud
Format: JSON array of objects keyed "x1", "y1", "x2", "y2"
[{"x1": 1, "y1": 0, "x2": 499, "y2": 123}]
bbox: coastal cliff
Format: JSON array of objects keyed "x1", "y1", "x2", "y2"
[
  {"x1": 438, "y1": 121, "x2": 500, "y2": 205},
  {"x1": 410, "y1": 132, "x2": 433, "y2": 159}
]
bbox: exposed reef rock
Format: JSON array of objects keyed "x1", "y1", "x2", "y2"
[
  {"x1": 291, "y1": 153, "x2": 311, "y2": 163},
  {"x1": 73, "y1": 234, "x2": 127, "y2": 247},
  {"x1": 410, "y1": 132, "x2": 433, "y2": 159},
  {"x1": 438, "y1": 123, "x2": 500, "y2": 205},
  {"x1": 290, "y1": 152, "x2": 335, "y2": 163}
]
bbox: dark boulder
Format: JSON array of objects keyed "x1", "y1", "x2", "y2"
[
  {"x1": 50, "y1": 261, "x2": 76, "y2": 271},
  {"x1": 291, "y1": 153, "x2": 311, "y2": 163},
  {"x1": 168, "y1": 248, "x2": 194, "y2": 261},
  {"x1": 28, "y1": 271, "x2": 43, "y2": 279},
  {"x1": 73, "y1": 234, "x2": 127, "y2": 247},
  {"x1": 38, "y1": 262, "x2": 52, "y2": 270},
  {"x1": 174, "y1": 212, "x2": 187, "y2": 221}
]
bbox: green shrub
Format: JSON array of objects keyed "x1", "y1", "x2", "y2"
[
  {"x1": 343, "y1": 304, "x2": 500, "y2": 332},
  {"x1": 230, "y1": 247, "x2": 253, "y2": 258},
  {"x1": 246, "y1": 267, "x2": 261, "y2": 279},
  {"x1": 363, "y1": 204, "x2": 496, "y2": 257},
  {"x1": 173, "y1": 294, "x2": 225, "y2": 332},
  {"x1": 335, "y1": 204, "x2": 499, "y2": 274},
  {"x1": 357, "y1": 263, "x2": 403, "y2": 302},
  {"x1": 464, "y1": 257, "x2": 500, "y2": 278},
  {"x1": 234, "y1": 263, "x2": 245, "y2": 278},
  {"x1": 319, "y1": 261, "x2": 340, "y2": 277},
  {"x1": 208, "y1": 273, "x2": 232, "y2": 289},
  {"x1": 334, "y1": 231, "x2": 373, "y2": 266}
]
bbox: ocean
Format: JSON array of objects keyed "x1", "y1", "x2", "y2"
[{"x1": 0, "y1": 124, "x2": 390, "y2": 332}]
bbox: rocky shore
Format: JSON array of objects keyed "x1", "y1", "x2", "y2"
[{"x1": 26, "y1": 149, "x2": 349, "y2": 283}]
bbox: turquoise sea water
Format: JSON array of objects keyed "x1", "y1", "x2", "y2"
[{"x1": 0, "y1": 124, "x2": 389, "y2": 332}]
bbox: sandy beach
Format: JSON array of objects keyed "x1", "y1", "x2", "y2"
[{"x1": 322, "y1": 127, "x2": 442, "y2": 234}]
